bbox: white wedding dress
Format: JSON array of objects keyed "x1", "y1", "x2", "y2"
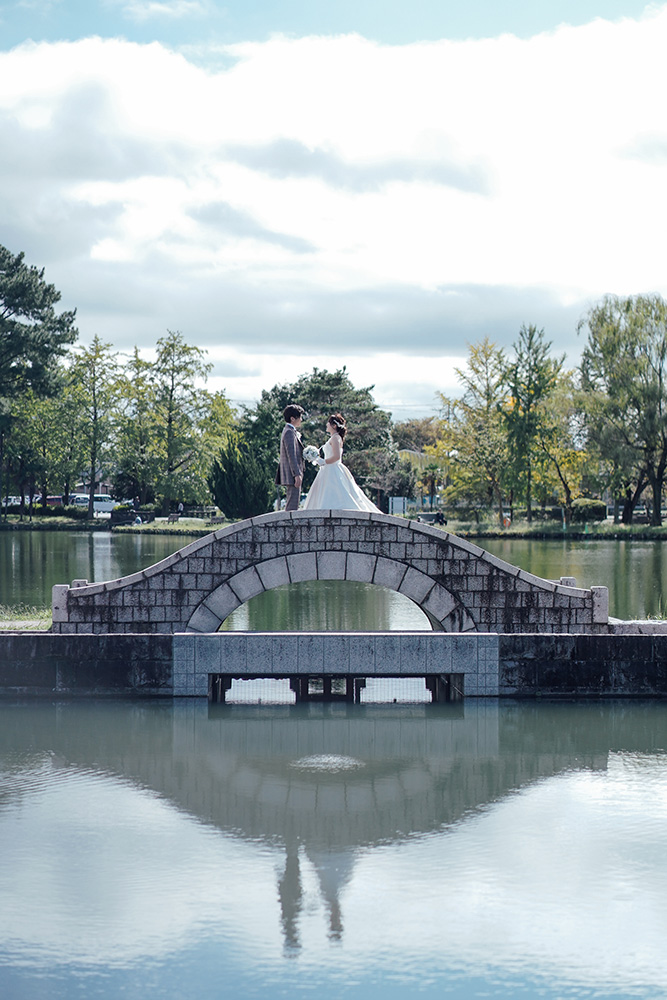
[{"x1": 302, "y1": 438, "x2": 381, "y2": 512}]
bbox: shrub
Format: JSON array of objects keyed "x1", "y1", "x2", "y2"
[
  {"x1": 208, "y1": 440, "x2": 273, "y2": 520},
  {"x1": 571, "y1": 498, "x2": 606, "y2": 522}
]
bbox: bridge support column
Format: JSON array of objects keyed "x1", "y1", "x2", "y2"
[
  {"x1": 426, "y1": 673, "x2": 465, "y2": 703},
  {"x1": 209, "y1": 674, "x2": 233, "y2": 703},
  {"x1": 290, "y1": 676, "x2": 358, "y2": 703}
]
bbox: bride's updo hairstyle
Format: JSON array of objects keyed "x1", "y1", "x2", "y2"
[{"x1": 328, "y1": 413, "x2": 347, "y2": 440}]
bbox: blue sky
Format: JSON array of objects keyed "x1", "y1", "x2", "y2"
[
  {"x1": 1, "y1": 1, "x2": 655, "y2": 48},
  {"x1": 1, "y1": 1, "x2": 665, "y2": 416}
]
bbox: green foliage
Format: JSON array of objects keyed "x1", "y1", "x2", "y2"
[
  {"x1": 208, "y1": 438, "x2": 273, "y2": 520},
  {"x1": 0, "y1": 244, "x2": 78, "y2": 401},
  {"x1": 579, "y1": 294, "x2": 667, "y2": 525},
  {"x1": 571, "y1": 498, "x2": 607, "y2": 522},
  {"x1": 239, "y1": 366, "x2": 393, "y2": 499},
  {"x1": 152, "y1": 330, "x2": 215, "y2": 512},
  {"x1": 503, "y1": 325, "x2": 564, "y2": 522},
  {"x1": 391, "y1": 417, "x2": 439, "y2": 452},
  {"x1": 364, "y1": 452, "x2": 417, "y2": 511},
  {"x1": 430, "y1": 339, "x2": 509, "y2": 523}
]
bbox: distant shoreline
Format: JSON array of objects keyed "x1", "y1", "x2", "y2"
[{"x1": 1, "y1": 515, "x2": 667, "y2": 541}]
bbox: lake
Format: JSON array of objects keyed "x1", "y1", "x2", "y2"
[
  {"x1": 1, "y1": 529, "x2": 664, "y2": 621},
  {"x1": 1, "y1": 698, "x2": 666, "y2": 1000}
]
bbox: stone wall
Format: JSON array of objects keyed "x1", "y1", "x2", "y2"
[
  {"x1": 51, "y1": 511, "x2": 608, "y2": 635},
  {"x1": 3, "y1": 630, "x2": 667, "y2": 699},
  {"x1": 0, "y1": 633, "x2": 172, "y2": 697}
]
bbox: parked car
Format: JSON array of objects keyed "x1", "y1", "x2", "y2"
[{"x1": 92, "y1": 494, "x2": 115, "y2": 513}]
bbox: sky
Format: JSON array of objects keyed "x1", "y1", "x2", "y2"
[{"x1": 1, "y1": 0, "x2": 666, "y2": 419}]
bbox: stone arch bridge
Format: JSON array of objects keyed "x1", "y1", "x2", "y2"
[{"x1": 52, "y1": 511, "x2": 609, "y2": 634}]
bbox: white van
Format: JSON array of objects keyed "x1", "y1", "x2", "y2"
[
  {"x1": 92, "y1": 494, "x2": 115, "y2": 513},
  {"x1": 70, "y1": 493, "x2": 115, "y2": 513}
]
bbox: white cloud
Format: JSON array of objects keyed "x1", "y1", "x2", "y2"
[
  {"x1": 112, "y1": 0, "x2": 207, "y2": 22},
  {"x1": 1, "y1": 8, "x2": 667, "y2": 409}
]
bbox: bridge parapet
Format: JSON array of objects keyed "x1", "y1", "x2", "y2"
[{"x1": 51, "y1": 510, "x2": 608, "y2": 634}]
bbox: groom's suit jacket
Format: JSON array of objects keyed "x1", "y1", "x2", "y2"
[{"x1": 275, "y1": 422, "x2": 304, "y2": 486}]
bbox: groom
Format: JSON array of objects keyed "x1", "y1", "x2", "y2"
[{"x1": 276, "y1": 404, "x2": 305, "y2": 511}]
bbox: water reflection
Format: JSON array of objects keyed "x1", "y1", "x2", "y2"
[
  {"x1": 1, "y1": 701, "x2": 667, "y2": 998},
  {"x1": 221, "y1": 579, "x2": 431, "y2": 631}
]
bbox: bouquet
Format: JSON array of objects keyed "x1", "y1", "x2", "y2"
[{"x1": 303, "y1": 445, "x2": 321, "y2": 465}]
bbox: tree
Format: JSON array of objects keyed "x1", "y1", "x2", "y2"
[
  {"x1": 392, "y1": 417, "x2": 439, "y2": 452},
  {"x1": 365, "y1": 452, "x2": 417, "y2": 511},
  {"x1": 429, "y1": 339, "x2": 510, "y2": 523},
  {"x1": 579, "y1": 295, "x2": 667, "y2": 525},
  {"x1": 208, "y1": 438, "x2": 273, "y2": 519},
  {"x1": 503, "y1": 325, "x2": 563, "y2": 523},
  {"x1": 535, "y1": 372, "x2": 589, "y2": 524},
  {"x1": 0, "y1": 244, "x2": 77, "y2": 401},
  {"x1": 71, "y1": 337, "x2": 120, "y2": 518},
  {"x1": 153, "y1": 330, "x2": 213, "y2": 512},
  {"x1": 113, "y1": 348, "x2": 161, "y2": 505},
  {"x1": 239, "y1": 367, "x2": 392, "y2": 502}
]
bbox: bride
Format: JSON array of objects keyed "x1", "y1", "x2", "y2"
[{"x1": 302, "y1": 413, "x2": 381, "y2": 512}]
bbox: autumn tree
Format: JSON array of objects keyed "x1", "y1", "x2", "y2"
[{"x1": 429, "y1": 339, "x2": 509, "y2": 523}]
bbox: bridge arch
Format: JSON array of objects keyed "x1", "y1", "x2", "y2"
[
  {"x1": 51, "y1": 510, "x2": 608, "y2": 634},
  {"x1": 186, "y1": 551, "x2": 476, "y2": 633}
]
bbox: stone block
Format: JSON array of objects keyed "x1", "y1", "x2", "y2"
[
  {"x1": 256, "y1": 556, "x2": 290, "y2": 590},
  {"x1": 425, "y1": 634, "x2": 452, "y2": 673},
  {"x1": 375, "y1": 634, "x2": 400, "y2": 672},
  {"x1": 592, "y1": 586, "x2": 609, "y2": 623},
  {"x1": 173, "y1": 634, "x2": 194, "y2": 668},
  {"x1": 187, "y1": 604, "x2": 222, "y2": 633},
  {"x1": 346, "y1": 552, "x2": 376, "y2": 583},
  {"x1": 228, "y1": 566, "x2": 264, "y2": 603},
  {"x1": 246, "y1": 634, "x2": 274, "y2": 674},
  {"x1": 373, "y1": 556, "x2": 407, "y2": 590},
  {"x1": 220, "y1": 634, "x2": 247, "y2": 672},
  {"x1": 193, "y1": 634, "x2": 221, "y2": 674},
  {"x1": 452, "y1": 635, "x2": 478, "y2": 671},
  {"x1": 422, "y1": 586, "x2": 457, "y2": 624},
  {"x1": 51, "y1": 584, "x2": 70, "y2": 623},
  {"x1": 287, "y1": 552, "x2": 317, "y2": 583},
  {"x1": 349, "y1": 634, "x2": 376, "y2": 673},
  {"x1": 323, "y1": 633, "x2": 351, "y2": 674},
  {"x1": 173, "y1": 673, "x2": 194, "y2": 696},
  {"x1": 297, "y1": 634, "x2": 324, "y2": 674},
  {"x1": 317, "y1": 551, "x2": 346, "y2": 580},
  {"x1": 400, "y1": 634, "x2": 427, "y2": 672},
  {"x1": 203, "y1": 583, "x2": 241, "y2": 622},
  {"x1": 271, "y1": 633, "x2": 299, "y2": 674},
  {"x1": 399, "y1": 567, "x2": 435, "y2": 604}
]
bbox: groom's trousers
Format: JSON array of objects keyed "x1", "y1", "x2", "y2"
[{"x1": 285, "y1": 485, "x2": 300, "y2": 511}]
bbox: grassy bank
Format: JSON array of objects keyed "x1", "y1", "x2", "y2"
[
  {"x1": 112, "y1": 517, "x2": 228, "y2": 537},
  {"x1": 0, "y1": 604, "x2": 51, "y2": 630},
  {"x1": 443, "y1": 518, "x2": 667, "y2": 540},
  {"x1": 0, "y1": 516, "x2": 109, "y2": 531},
  {"x1": 3, "y1": 511, "x2": 667, "y2": 541}
]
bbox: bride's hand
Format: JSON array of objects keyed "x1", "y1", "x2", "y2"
[{"x1": 314, "y1": 457, "x2": 325, "y2": 466}]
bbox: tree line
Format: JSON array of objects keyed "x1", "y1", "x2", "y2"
[{"x1": 2, "y1": 242, "x2": 666, "y2": 524}]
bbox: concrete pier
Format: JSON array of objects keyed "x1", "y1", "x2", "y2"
[{"x1": 1, "y1": 630, "x2": 667, "y2": 699}]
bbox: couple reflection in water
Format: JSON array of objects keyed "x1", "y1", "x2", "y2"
[{"x1": 278, "y1": 842, "x2": 355, "y2": 952}]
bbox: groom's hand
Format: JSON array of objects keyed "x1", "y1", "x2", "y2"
[{"x1": 295, "y1": 475, "x2": 302, "y2": 489}]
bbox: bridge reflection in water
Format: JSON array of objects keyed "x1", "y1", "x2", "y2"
[{"x1": 0, "y1": 698, "x2": 633, "y2": 957}]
